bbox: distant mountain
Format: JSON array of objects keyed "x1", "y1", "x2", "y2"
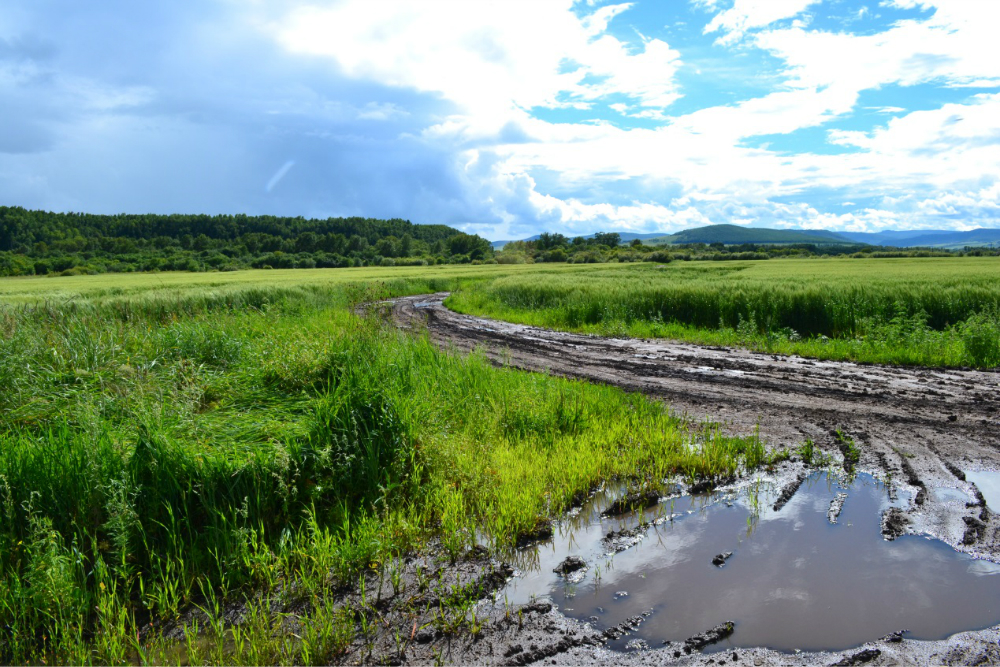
[
  {"x1": 491, "y1": 225, "x2": 1000, "y2": 249},
  {"x1": 652, "y1": 224, "x2": 854, "y2": 246},
  {"x1": 837, "y1": 228, "x2": 1000, "y2": 248}
]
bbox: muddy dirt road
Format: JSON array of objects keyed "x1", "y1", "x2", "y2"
[{"x1": 384, "y1": 293, "x2": 1000, "y2": 665}]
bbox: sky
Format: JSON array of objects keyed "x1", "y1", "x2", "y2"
[{"x1": 1, "y1": 1, "x2": 999, "y2": 241}]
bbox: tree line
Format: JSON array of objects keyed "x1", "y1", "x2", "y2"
[{"x1": 0, "y1": 207, "x2": 494, "y2": 276}]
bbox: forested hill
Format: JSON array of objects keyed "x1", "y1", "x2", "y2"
[{"x1": 0, "y1": 207, "x2": 493, "y2": 276}]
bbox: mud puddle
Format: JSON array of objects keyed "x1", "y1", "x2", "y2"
[
  {"x1": 966, "y1": 470, "x2": 1000, "y2": 511},
  {"x1": 502, "y1": 473, "x2": 1000, "y2": 654}
]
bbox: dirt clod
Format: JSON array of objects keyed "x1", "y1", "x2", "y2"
[
  {"x1": 832, "y1": 648, "x2": 881, "y2": 665},
  {"x1": 554, "y1": 556, "x2": 588, "y2": 576},
  {"x1": 683, "y1": 621, "x2": 736, "y2": 653},
  {"x1": 604, "y1": 489, "x2": 661, "y2": 516},
  {"x1": 516, "y1": 521, "x2": 554, "y2": 548},
  {"x1": 605, "y1": 613, "x2": 650, "y2": 640},
  {"x1": 604, "y1": 524, "x2": 650, "y2": 553},
  {"x1": 523, "y1": 600, "x2": 553, "y2": 614},
  {"x1": 882, "y1": 507, "x2": 909, "y2": 540},
  {"x1": 712, "y1": 551, "x2": 734, "y2": 566}
]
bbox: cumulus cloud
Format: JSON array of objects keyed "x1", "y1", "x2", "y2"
[
  {"x1": 277, "y1": 1, "x2": 682, "y2": 123},
  {"x1": 0, "y1": 0, "x2": 997, "y2": 238}
]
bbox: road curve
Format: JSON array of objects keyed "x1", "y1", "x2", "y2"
[{"x1": 390, "y1": 292, "x2": 1000, "y2": 556}]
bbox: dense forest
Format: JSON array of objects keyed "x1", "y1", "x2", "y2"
[
  {"x1": 0, "y1": 207, "x2": 494, "y2": 276},
  {"x1": 0, "y1": 207, "x2": 996, "y2": 278}
]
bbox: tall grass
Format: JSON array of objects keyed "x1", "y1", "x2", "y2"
[
  {"x1": 447, "y1": 258, "x2": 1000, "y2": 368},
  {"x1": 0, "y1": 279, "x2": 763, "y2": 664}
]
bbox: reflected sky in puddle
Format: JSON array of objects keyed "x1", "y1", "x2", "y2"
[
  {"x1": 502, "y1": 473, "x2": 1000, "y2": 653},
  {"x1": 966, "y1": 470, "x2": 1000, "y2": 512}
]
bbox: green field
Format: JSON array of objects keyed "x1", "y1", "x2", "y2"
[
  {"x1": 448, "y1": 257, "x2": 1000, "y2": 368},
  {"x1": 1, "y1": 256, "x2": 997, "y2": 663},
  {"x1": 0, "y1": 267, "x2": 767, "y2": 664}
]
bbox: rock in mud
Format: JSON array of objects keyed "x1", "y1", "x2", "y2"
[
  {"x1": 712, "y1": 551, "x2": 734, "y2": 567},
  {"x1": 773, "y1": 473, "x2": 807, "y2": 512},
  {"x1": 682, "y1": 621, "x2": 736, "y2": 653},
  {"x1": 963, "y1": 516, "x2": 987, "y2": 545},
  {"x1": 832, "y1": 647, "x2": 881, "y2": 665},
  {"x1": 882, "y1": 507, "x2": 909, "y2": 541},
  {"x1": 603, "y1": 489, "x2": 661, "y2": 517},
  {"x1": 828, "y1": 492, "x2": 848, "y2": 524},
  {"x1": 553, "y1": 556, "x2": 587, "y2": 576}
]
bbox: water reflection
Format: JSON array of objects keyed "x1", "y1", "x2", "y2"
[
  {"x1": 966, "y1": 470, "x2": 1000, "y2": 512},
  {"x1": 502, "y1": 473, "x2": 1000, "y2": 653}
]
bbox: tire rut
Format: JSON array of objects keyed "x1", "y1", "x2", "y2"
[{"x1": 391, "y1": 293, "x2": 1000, "y2": 558}]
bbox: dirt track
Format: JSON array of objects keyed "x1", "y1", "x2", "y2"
[{"x1": 385, "y1": 293, "x2": 1000, "y2": 665}]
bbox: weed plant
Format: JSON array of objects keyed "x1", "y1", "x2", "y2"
[{"x1": 0, "y1": 277, "x2": 764, "y2": 664}]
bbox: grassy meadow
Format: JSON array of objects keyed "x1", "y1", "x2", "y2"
[
  {"x1": 448, "y1": 257, "x2": 1000, "y2": 368},
  {"x1": 0, "y1": 267, "x2": 765, "y2": 664},
  {"x1": 1, "y1": 255, "x2": 997, "y2": 663}
]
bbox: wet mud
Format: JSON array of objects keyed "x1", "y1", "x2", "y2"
[{"x1": 381, "y1": 293, "x2": 1000, "y2": 665}]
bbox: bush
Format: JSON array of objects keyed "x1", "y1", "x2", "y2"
[
  {"x1": 644, "y1": 251, "x2": 672, "y2": 263},
  {"x1": 962, "y1": 313, "x2": 1000, "y2": 367}
]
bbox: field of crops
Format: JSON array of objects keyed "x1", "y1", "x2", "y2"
[
  {"x1": 448, "y1": 257, "x2": 1000, "y2": 368},
  {"x1": 0, "y1": 268, "x2": 766, "y2": 664}
]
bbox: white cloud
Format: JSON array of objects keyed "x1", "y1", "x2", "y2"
[
  {"x1": 277, "y1": 0, "x2": 682, "y2": 125},
  {"x1": 704, "y1": 0, "x2": 820, "y2": 45},
  {"x1": 755, "y1": 2, "x2": 1000, "y2": 91}
]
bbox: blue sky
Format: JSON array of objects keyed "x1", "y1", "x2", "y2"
[{"x1": 1, "y1": 0, "x2": 998, "y2": 240}]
